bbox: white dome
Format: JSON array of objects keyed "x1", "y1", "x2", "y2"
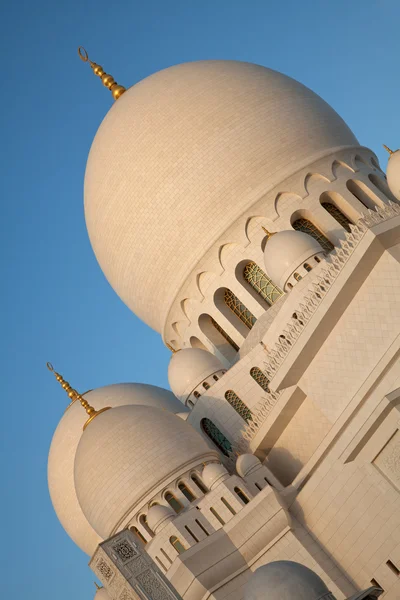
[
  {"x1": 236, "y1": 454, "x2": 262, "y2": 478},
  {"x1": 168, "y1": 348, "x2": 224, "y2": 402},
  {"x1": 48, "y1": 382, "x2": 187, "y2": 556},
  {"x1": 386, "y1": 149, "x2": 400, "y2": 200},
  {"x1": 264, "y1": 230, "x2": 324, "y2": 289},
  {"x1": 74, "y1": 405, "x2": 219, "y2": 539},
  {"x1": 147, "y1": 505, "x2": 175, "y2": 533},
  {"x1": 95, "y1": 588, "x2": 111, "y2": 600},
  {"x1": 244, "y1": 561, "x2": 333, "y2": 600},
  {"x1": 202, "y1": 462, "x2": 229, "y2": 490},
  {"x1": 84, "y1": 60, "x2": 358, "y2": 332}
]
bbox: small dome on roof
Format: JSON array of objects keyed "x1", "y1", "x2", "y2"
[
  {"x1": 74, "y1": 405, "x2": 219, "y2": 539},
  {"x1": 236, "y1": 454, "x2": 262, "y2": 478},
  {"x1": 202, "y1": 462, "x2": 229, "y2": 490},
  {"x1": 386, "y1": 148, "x2": 400, "y2": 201},
  {"x1": 245, "y1": 561, "x2": 333, "y2": 600},
  {"x1": 264, "y1": 230, "x2": 324, "y2": 290},
  {"x1": 147, "y1": 505, "x2": 175, "y2": 533},
  {"x1": 95, "y1": 587, "x2": 111, "y2": 600},
  {"x1": 168, "y1": 348, "x2": 224, "y2": 403}
]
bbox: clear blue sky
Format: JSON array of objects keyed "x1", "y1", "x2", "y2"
[{"x1": 1, "y1": 1, "x2": 398, "y2": 598}]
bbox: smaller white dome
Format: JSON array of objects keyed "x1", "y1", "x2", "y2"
[
  {"x1": 147, "y1": 505, "x2": 175, "y2": 533},
  {"x1": 202, "y1": 463, "x2": 229, "y2": 490},
  {"x1": 236, "y1": 454, "x2": 262, "y2": 478},
  {"x1": 386, "y1": 149, "x2": 400, "y2": 201},
  {"x1": 264, "y1": 230, "x2": 324, "y2": 290},
  {"x1": 168, "y1": 348, "x2": 224, "y2": 403},
  {"x1": 245, "y1": 561, "x2": 333, "y2": 600},
  {"x1": 95, "y1": 587, "x2": 111, "y2": 600}
]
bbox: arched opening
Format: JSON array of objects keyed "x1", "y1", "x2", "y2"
[
  {"x1": 221, "y1": 497, "x2": 236, "y2": 515},
  {"x1": 225, "y1": 390, "x2": 252, "y2": 422},
  {"x1": 346, "y1": 179, "x2": 378, "y2": 209},
  {"x1": 201, "y1": 418, "x2": 232, "y2": 456},
  {"x1": 234, "y1": 487, "x2": 250, "y2": 504},
  {"x1": 220, "y1": 288, "x2": 257, "y2": 330},
  {"x1": 320, "y1": 198, "x2": 352, "y2": 232},
  {"x1": 368, "y1": 173, "x2": 397, "y2": 202},
  {"x1": 203, "y1": 381, "x2": 210, "y2": 390},
  {"x1": 194, "y1": 391, "x2": 201, "y2": 399},
  {"x1": 139, "y1": 514, "x2": 154, "y2": 537},
  {"x1": 178, "y1": 482, "x2": 196, "y2": 502},
  {"x1": 250, "y1": 367, "x2": 270, "y2": 392},
  {"x1": 130, "y1": 526, "x2": 147, "y2": 544},
  {"x1": 170, "y1": 536, "x2": 186, "y2": 555},
  {"x1": 210, "y1": 507, "x2": 225, "y2": 525},
  {"x1": 292, "y1": 218, "x2": 334, "y2": 253},
  {"x1": 303, "y1": 263, "x2": 312, "y2": 271},
  {"x1": 165, "y1": 492, "x2": 183, "y2": 514},
  {"x1": 191, "y1": 473, "x2": 208, "y2": 494},
  {"x1": 190, "y1": 336, "x2": 208, "y2": 350},
  {"x1": 213, "y1": 374, "x2": 219, "y2": 381},
  {"x1": 199, "y1": 314, "x2": 238, "y2": 362},
  {"x1": 242, "y1": 261, "x2": 283, "y2": 306},
  {"x1": 294, "y1": 272, "x2": 302, "y2": 282},
  {"x1": 187, "y1": 399, "x2": 194, "y2": 408}
]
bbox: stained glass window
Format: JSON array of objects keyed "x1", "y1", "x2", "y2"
[
  {"x1": 211, "y1": 317, "x2": 239, "y2": 351},
  {"x1": 292, "y1": 218, "x2": 334, "y2": 253},
  {"x1": 321, "y1": 202, "x2": 352, "y2": 232},
  {"x1": 250, "y1": 367, "x2": 270, "y2": 392},
  {"x1": 243, "y1": 262, "x2": 283, "y2": 305},
  {"x1": 224, "y1": 289, "x2": 256, "y2": 329},
  {"x1": 201, "y1": 418, "x2": 232, "y2": 456},
  {"x1": 224, "y1": 390, "x2": 252, "y2": 422}
]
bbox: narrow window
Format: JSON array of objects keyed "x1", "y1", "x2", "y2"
[
  {"x1": 203, "y1": 381, "x2": 210, "y2": 390},
  {"x1": 213, "y1": 374, "x2": 219, "y2": 381},
  {"x1": 287, "y1": 282, "x2": 293, "y2": 289},
  {"x1": 314, "y1": 256, "x2": 320, "y2": 263},
  {"x1": 201, "y1": 418, "x2": 233, "y2": 456},
  {"x1": 223, "y1": 289, "x2": 257, "y2": 329},
  {"x1": 160, "y1": 548, "x2": 173, "y2": 564},
  {"x1": 221, "y1": 497, "x2": 236, "y2": 515},
  {"x1": 130, "y1": 526, "x2": 147, "y2": 544},
  {"x1": 255, "y1": 483, "x2": 262, "y2": 491},
  {"x1": 225, "y1": 390, "x2": 252, "y2": 422},
  {"x1": 185, "y1": 525, "x2": 199, "y2": 543},
  {"x1": 386, "y1": 560, "x2": 400, "y2": 576},
  {"x1": 292, "y1": 218, "x2": 334, "y2": 253},
  {"x1": 195, "y1": 519, "x2": 210, "y2": 536},
  {"x1": 321, "y1": 201, "x2": 352, "y2": 232},
  {"x1": 191, "y1": 473, "x2": 208, "y2": 494},
  {"x1": 178, "y1": 482, "x2": 196, "y2": 502},
  {"x1": 155, "y1": 557, "x2": 167, "y2": 571},
  {"x1": 210, "y1": 317, "x2": 239, "y2": 351},
  {"x1": 243, "y1": 262, "x2": 283, "y2": 306},
  {"x1": 210, "y1": 507, "x2": 225, "y2": 525},
  {"x1": 370, "y1": 579, "x2": 383, "y2": 591},
  {"x1": 303, "y1": 263, "x2": 312, "y2": 272},
  {"x1": 165, "y1": 492, "x2": 183, "y2": 514},
  {"x1": 170, "y1": 536, "x2": 186, "y2": 555},
  {"x1": 139, "y1": 514, "x2": 154, "y2": 537},
  {"x1": 234, "y1": 487, "x2": 250, "y2": 504},
  {"x1": 250, "y1": 367, "x2": 270, "y2": 392},
  {"x1": 187, "y1": 399, "x2": 194, "y2": 408},
  {"x1": 346, "y1": 179, "x2": 374, "y2": 209},
  {"x1": 194, "y1": 391, "x2": 201, "y2": 399},
  {"x1": 294, "y1": 272, "x2": 302, "y2": 281}
]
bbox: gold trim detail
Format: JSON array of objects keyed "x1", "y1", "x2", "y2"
[
  {"x1": 383, "y1": 144, "x2": 394, "y2": 156},
  {"x1": 78, "y1": 46, "x2": 126, "y2": 101},
  {"x1": 47, "y1": 362, "x2": 111, "y2": 430},
  {"x1": 94, "y1": 582, "x2": 103, "y2": 590},
  {"x1": 261, "y1": 226, "x2": 276, "y2": 241}
]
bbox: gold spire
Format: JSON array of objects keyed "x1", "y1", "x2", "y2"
[
  {"x1": 262, "y1": 226, "x2": 276, "y2": 241},
  {"x1": 78, "y1": 46, "x2": 126, "y2": 101},
  {"x1": 383, "y1": 144, "x2": 394, "y2": 156},
  {"x1": 94, "y1": 582, "x2": 103, "y2": 590},
  {"x1": 47, "y1": 362, "x2": 111, "y2": 430},
  {"x1": 165, "y1": 342, "x2": 181, "y2": 354}
]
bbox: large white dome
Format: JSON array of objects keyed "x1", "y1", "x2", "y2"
[
  {"x1": 386, "y1": 148, "x2": 400, "y2": 200},
  {"x1": 74, "y1": 404, "x2": 219, "y2": 539},
  {"x1": 168, "y1": 348, "x2": 224, "y2": 402},
  {"x1": 84, "y1": 60, "x2": 358, "y2": 332},
  {"x1": 48, "y1": 383, "x2": 187, "y2": 556}
]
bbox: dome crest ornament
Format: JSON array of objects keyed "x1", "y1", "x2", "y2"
[{"x1": 78, "y1": 46, "x2": 126, "y2": 101}]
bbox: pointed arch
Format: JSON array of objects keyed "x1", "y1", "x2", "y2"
[
  {"x1": 201, "y1": 418, "x2": 232, "y2": 456},
  {"x1": 225, "y1": 390, "x2": 252, "y2": 422},
  {"x1": 304, "y1": 172, "x2": 331, "y2": 194}
]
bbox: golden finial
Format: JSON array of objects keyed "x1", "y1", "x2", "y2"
[
  {"x1": 78, "y1": 46, "x2": 126, "y2": 101},
  {"x1": 47, "y1": 362, "x2": 111, "y2": 430},
  {"x1": 94, "y1": 582, "x2": 103, "y2": 590},
  {"x1": 166, "y1": 342, "x2": 177, "y2": 353},
  {"x1": 383, "y1": 144, "x2": 394, "y2": 156},
  {"x1": 262, "y1": 226, "x2": 276, "y2": 240}
]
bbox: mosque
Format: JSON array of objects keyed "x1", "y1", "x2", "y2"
[{"x1": 47, "y1": 48, "x2": 400, "y2": 600}]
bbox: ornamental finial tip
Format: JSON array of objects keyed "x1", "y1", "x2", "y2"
[
  {"x1": 77, "y1": 46, "x2": 126, "y2": 101},
  {"x1": 262, "y1": 226, "x2": 276, "y2": 241},
  {"x1": 383, "y1": 144, "x2": 394, "y2": 156}
]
